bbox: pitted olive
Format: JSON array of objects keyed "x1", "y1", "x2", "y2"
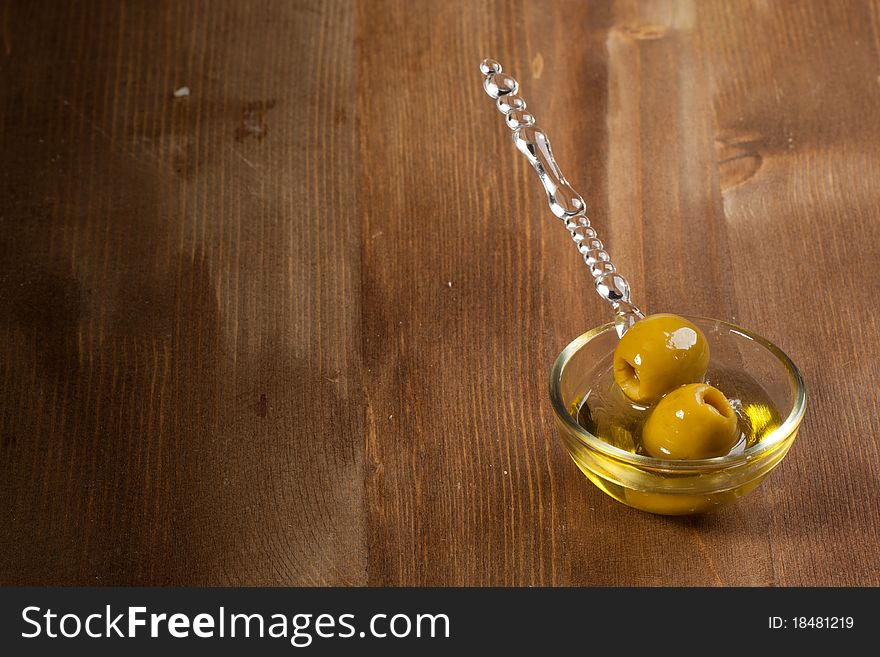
[
  {"x1": 642, "y1": 383, "x2": 740, "y2": 459},
  {"x1": 613, "y1": 314, "x2": 710, "y2": 404}
]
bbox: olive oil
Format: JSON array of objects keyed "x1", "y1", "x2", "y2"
[{"x1": 574, "y1": 365, "x2": 782, "y2": 458}]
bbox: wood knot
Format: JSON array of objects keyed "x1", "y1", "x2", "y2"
[
  {"x1": 616, "y1": 24, "x2": 668, "y2": 40},
  {"x1": 715, "y1": 131, "x2": 764, "y2": 190}
]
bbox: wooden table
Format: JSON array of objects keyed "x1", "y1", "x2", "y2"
[{"x1": 2, "y1": 0, "x2": 878, "y2": 586}]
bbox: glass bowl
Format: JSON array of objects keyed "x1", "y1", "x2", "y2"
[{"x1": 549, "y1": 316, "x2": 806, "y2": 515}]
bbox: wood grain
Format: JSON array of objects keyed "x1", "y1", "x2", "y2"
[{"x1": 1, "y1": 0, "x2": 878, "y2": 586}]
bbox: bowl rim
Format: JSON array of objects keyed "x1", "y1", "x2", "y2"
[{"x1": 548, "y1": 315, "x2": 807, "y2": 471}]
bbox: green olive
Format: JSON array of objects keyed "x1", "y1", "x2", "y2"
[
  {"x1": 613, "y1": 313, "x2": 710, "y2": 404},
  {"x1": 642, "y1": 383, "x2": 740, "y2": 459}
]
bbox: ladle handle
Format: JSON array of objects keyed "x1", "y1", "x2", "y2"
[{"x1": 479, "y1": 58, "x2": 643, "y2": 333}]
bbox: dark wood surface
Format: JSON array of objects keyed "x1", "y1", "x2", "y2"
[{"x1": 2, "y1": 0, "x2": 878, "y2": 586}]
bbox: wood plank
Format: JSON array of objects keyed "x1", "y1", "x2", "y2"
[
  {"x1": 698, "y1": 0, "x2": 880, "y2": 586},
  {"x1": 356, "y1": 0, "x2": 606, "y2": 586},
  {"x1": 0, "y1": 0, "x2": 363, "y2": 585}
]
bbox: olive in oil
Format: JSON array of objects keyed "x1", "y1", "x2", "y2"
[
  {"x1": 569, "y1": 366, "x2": 784, "y2": 514},
  {"x1": 575, "y1": 366, "x2": 782, "y2": 458}
]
